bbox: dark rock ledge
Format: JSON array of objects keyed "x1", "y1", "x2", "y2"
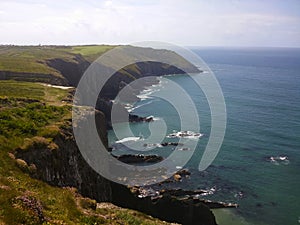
[
  {"x1": 129, "y1": 114, "x2": 154, "y2": 123},
  {"x1": 113, "y1": 154, "x2": 163, "y2": 164},
  {"x1": 153, "y1": 188, "x2": 238, "y2": 209}
]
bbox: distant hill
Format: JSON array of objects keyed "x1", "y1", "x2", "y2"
[{"x1": 0, "y1": 45, "x2": 199, "y2": 87}]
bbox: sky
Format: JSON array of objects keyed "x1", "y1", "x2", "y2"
[{"x1": 1, "y1": 0, "x2": 300, "y2": 47}]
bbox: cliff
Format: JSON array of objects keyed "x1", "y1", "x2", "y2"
[
  {"x1": 14, "y1": 116, "x2": 217, "y2": 225},
  {"x1": 45, "y1": 54, "x2": 90, "y2": 86},
  {"x1": 15, "y1": 111, "x2": 112, "y2": 202},
  {"x1": 0, "y1": 45, "x2": 217, "y2": 224}
]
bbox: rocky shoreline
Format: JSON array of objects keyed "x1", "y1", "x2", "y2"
[
  {"x1": 109, "y1": 156, "x2": 239, "y2": 210},
  {"x1": 110, "y1": 144, "x2": 239, "y2": 212},
  {"x1": 133, "y1": 187, "x2": 238, "y2": 209}
]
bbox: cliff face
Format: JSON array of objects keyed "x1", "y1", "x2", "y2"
[
  {"x1": 46, "y1": 54, "x2": 90, "y2": 86},
  {"x1": 46, "y1": 58, "x2": 197, "y2": 97},
  {"x1": 15, "y1": 111, "x2": 112, "y2": 202},
  {"x1": 99, "y1": 61, "x2": 192, "y2": 99}
]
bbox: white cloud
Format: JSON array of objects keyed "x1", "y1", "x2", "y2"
[{"x1": 0, "y1": 0, "x2": 299, "y2": 47}]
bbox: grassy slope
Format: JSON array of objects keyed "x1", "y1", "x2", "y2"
[
  {"x1": 71, "y1": 45, "x2": 116, "y2": 62},
  {"x1": 0, "y1": 45, "x2": 115, "y2": 81},
  {"x1": 0, "y1": 45, "x2": 196, "y2": 85},
  {"x1": 0, "y1": 81, "x2": 173, "y2": 225}
]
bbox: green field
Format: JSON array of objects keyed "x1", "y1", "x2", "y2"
[{"x1": 71, "y1": 45, "x2": 116, "y2": 62}]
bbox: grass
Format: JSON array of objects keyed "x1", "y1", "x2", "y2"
[
  {"x1": 0, "y1": 80, "x2": 172, "y2": 224},
  {"x1": 0, "y1": 80, "x2": 71, "y2": 104},
  {"x1": 0, "y1": 81, "x2": 45, "y2": 100},
  {"x1": 0, "y1": 45, "x2": 115, "y2": 75},
  {"x1": 70, "y1": 45, "x2": 116, "y2": 62},
  {"x1": 0, "y1": 46, "x2": 70, "y2": 74}
]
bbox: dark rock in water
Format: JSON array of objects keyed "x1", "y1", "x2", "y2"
[
  {"x1": 160, "y1": 188, "x2": 206, "y2": 197},
  {"x1": 129, "y1": 114, "x2": 154, "y2": 123},
  {"x1": 199, "y1": 199, "x2": 238, "y2": 209},
  {"x1": 114, "y1": 154, "x2": 163, "y2": 164},
  {"x1": 96, "y1": 98, "x2": 154, "y2": 128},
  {"x1": 256, "y1": 203, "x2": 263, "y2": 208},
  {"x1": 173, "y1": 174, "x2": 182, "y2": 181},
  {"x1": 161, "y1": 142, "x2": 184, "y2": 147},
  {"x1": 135, "y1": 186, "x2": 238, "y2": 209},
  {"x1": 172, "y1": 169, "x2": 191, "y2": 181},
  {"x1": 156, "y1": 169, "x2": 191, "y2": 184},
  {"x1": 178, "y1": 147, "x2": 190, "y2": 151},
  {"x1": 142, "y1": 142, "x2": 184, "y2": 148},
  {"x1": 176, "y1": 169, "x2": 191, "y2": 176}
]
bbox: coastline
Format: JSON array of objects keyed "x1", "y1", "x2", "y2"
[{"x1": 108, "y1": 74, "x2": 239, "y2": 223}]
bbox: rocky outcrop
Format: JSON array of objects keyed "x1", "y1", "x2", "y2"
[{"x1": 129, "y1": 114, "x2": 154, "y2": 123}]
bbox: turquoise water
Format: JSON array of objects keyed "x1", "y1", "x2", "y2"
[{"x1": 108, "y1": 47, "x2": 300, "y2": 225}]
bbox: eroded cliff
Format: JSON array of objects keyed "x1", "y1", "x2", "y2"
[{"x1": 14, "y1": 115, "x2": 217, "y2": 225}]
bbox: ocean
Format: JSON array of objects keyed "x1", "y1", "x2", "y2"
[{"x1": 108, "y1": 47, "x2": 300, "y2": 225}]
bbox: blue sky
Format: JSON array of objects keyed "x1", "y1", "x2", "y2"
[{"x1": 1, "y1": 0, "x2": 299, "y2": 47}]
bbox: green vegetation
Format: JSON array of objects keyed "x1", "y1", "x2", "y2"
[
  {"x1": 0, "y1": 46, "x2": 71, "y2": 74},
  {"x1": 71, "y1": 45, "x2": 116, "y2": 62},
  {"x1": 0, "y1": 80, "x2": 46, "y2": 100},
  {"x1": 0, "y1": 45, "x2": 115, "y2": 83},
  {"x1": 0, "y1": 80, "x2": 72, "y2": 105},
  {"x1": 0, "y1": 80, "x2": 171, "y2": 224}
]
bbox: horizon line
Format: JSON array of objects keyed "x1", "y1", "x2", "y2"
[{"x1": 1, "y1": 43, "x2": 300, "y2": 49}]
